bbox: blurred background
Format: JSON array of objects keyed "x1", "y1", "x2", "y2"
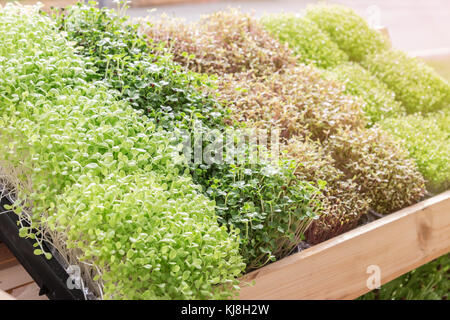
[
  {"x1": 4, "y1": 0, "x2": 449, "y2": 53},
  {"x1": 120, "y1": 0, "x2": 450, "y2": 54}
]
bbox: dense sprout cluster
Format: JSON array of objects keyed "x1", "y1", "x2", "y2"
[
  {"x1": 60, "y1": 3, "x2": 320, "y2": 270},
  {"x1": 281, "y1": 138, "x2": 367, "y2": 244},
  {"x1": 381, "y1": 112, "x2": 450, "y2": 194},
  {"x1": 59, "y1": 3, "x2": 223, "y2": 132},
  {"x1": 323, "y1": 62, "x2": 404, "y2": 124},
  {"x1": 280, "y1": 4, "x2": 448, "y2": 298},
  {"x1": 262, "y1": 5, "x2": 449, "y2": 121},
  {"x1": 362, "y1": 50, "x2": 450, "y2": 113},
  {"x1": 304, "y1": 4, "x2": 390, "y2": 62},
  {"x1": 145, "y1": 9, "x2": 426, "y2": 245},
  {"x1": 261, "y1": 13, "x2": 348, "y2": 69},
  {"x1": 206, "y1": 152, "x2": 321, "y2": 269},
  {"x1": 324, "y1": 127, "x2": 425, "y2": 214},
  {"x1": 218, "y1": 68, "x2": 365, "y2": 142},
  {"x1": 145, "y1": 9, "x2": 297, "y2": 77},
  {"x1": 262, "y1": 6, "x2": 402, "y2": 126},
  {"x1": 281, "y1": 127, "x2": 425, "y2": 244},
  {"x1": 145, "y1": 10, "x2": 369, "y2": 243},
  {"x1": 217, "y1": 69, "x2": 424, "y2": 219},
  {"x1": 192, "y1": 138, "x2": 321, "y2": 270},
  {"x1": 0, "y1": 4, "x2": 244, "y2": 299},
  {"x1": 1, "y1": 1, "x2": 443, "y2": 301},
  {"x1": 261, "y1": 3, "x2": 446, "y2": 198}
]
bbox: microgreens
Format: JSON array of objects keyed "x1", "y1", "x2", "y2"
[{"x1": 0, "y1": 4, "x2": 244, "y2": 299}]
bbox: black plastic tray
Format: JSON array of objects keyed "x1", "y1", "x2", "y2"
[{"x1": 0, "y1": 193, "x2": 85, "y2": 300}]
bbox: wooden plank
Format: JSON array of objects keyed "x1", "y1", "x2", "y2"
[
  {"x1": 0, "y1": 242, "x2": 18, "y2": 270},
  {"x1": 0, "y1": 264, "x2": 33, "y2": 291},
  {"x1": 0, "y1": 289, "x2": 15, "y2": 300},
  {"x1": 239, "y1": 191, "x2": 450, "y2": 300},
  {"x1": 8, "y1": 282, "x2": 48, "y2": 300},
  {"x1": 0, "y1": 243, "x2": 47, "y2": 299}
]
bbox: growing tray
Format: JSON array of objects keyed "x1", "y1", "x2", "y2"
[
  {"x1": 0, "y1": 193, "x2": 85, "y2": 300},
  {"x1": 1, "y1": 191, "x2": 449, "y2": 300}
]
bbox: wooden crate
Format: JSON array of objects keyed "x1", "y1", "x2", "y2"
[
  {"x1": 0, "y1": 191, "x2": 448, "y2": 300},
  {"x1": 239, "y1": 191, "x2": 450, "y2": 299},
  {"x1": 0, "y1": 288, "x2": 14, "y2": 300},
  {"x1": 0, "y1": 243, "x2": 47, "y2": 300}
]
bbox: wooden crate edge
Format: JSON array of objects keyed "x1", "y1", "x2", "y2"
[
  {"x1": 0, "y1": 289, "x2": 16, "y2": 300},
  {"x1": 238, "y1": 190, "x2": 450, "y2": 300}
]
